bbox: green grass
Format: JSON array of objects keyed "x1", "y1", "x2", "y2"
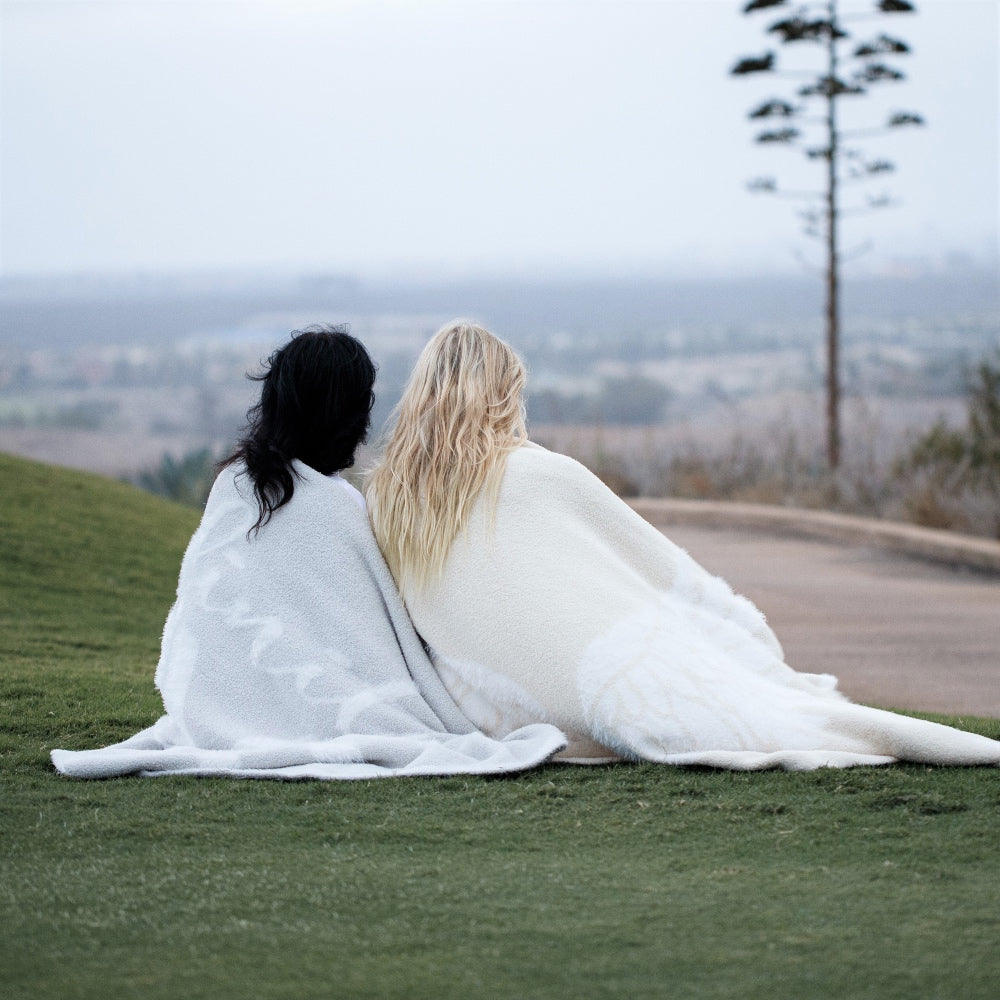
[{"x1": 2, "y1": 451, "x2": 999, "y2": 1000}]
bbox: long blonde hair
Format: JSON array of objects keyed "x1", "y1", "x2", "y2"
[{"x1": 366, "y1": 320, "x2": 527, "y2": 593}]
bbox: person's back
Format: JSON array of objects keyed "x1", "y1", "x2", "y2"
[{"x1": 156, "y1": 458, "x2": 458, "y2": 749}]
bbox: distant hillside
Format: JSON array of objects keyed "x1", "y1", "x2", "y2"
[
  {"x1": 0, "y1": 452, "x2": 199, "y2": 677},
  {"x1": 2, "y1": 268, "x2": 997, "y2": 349}
]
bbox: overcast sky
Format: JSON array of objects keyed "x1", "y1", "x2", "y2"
[{"x1": 1, "y1": 0, "x2": 997, "y2": 279}]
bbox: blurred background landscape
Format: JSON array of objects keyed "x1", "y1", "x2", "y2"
[{"x1": 1, "y1": 0, "x2": 997, "y2": 532}]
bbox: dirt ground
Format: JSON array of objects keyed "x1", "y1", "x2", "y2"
[{"x1": 662, "y1": 524, "x2": 1000, "y2": 719}]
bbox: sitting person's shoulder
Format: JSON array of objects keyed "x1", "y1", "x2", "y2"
[
  {"x1": 329, "y1": 473, "x2": 367, "y2": 512},
  {"x1": 506, "y1": 442, "x2": 598, "y2": 490},
  {"x1": 289, "y1": 462, "x2": 366, "y2": 517}
]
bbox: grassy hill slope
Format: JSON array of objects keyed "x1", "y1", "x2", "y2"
[
  {"x1": 0, "y1": 452, "x2": 199, "y2": 769},
  {"x1": 2, "y1": 452, "x2": 999, "y2": 1000}
]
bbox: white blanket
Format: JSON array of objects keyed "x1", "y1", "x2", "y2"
[
  {"x1": 51, "y1": 462, "x2": 565, "y2": 779},
  {"x1": 406, "y1": 443, "x2": 1000, "y2": 771}
]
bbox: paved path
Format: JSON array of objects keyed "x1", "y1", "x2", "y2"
[{"x1": 659, "y1": 524, "x2": 1000, "y2": 718}]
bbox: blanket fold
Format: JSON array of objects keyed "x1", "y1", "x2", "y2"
[
  {"x1": 406, "y1": 443, "x2": 1000, "y2": 771},
  {"x1": 52, "y1": 462, "x2": 565, "y2": 780}
]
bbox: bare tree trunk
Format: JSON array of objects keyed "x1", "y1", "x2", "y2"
[{"x1": 825, "y1": 0, "x2": 841, "y2": 470}]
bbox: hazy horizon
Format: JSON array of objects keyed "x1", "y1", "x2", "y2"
[{"x1": 2, "y1": 265, "x2": 996, "y2": 353}]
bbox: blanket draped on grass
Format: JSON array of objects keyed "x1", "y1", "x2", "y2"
[
  {"x1": 405, "y1": 443, "x2": 1000, "y2": 771},
  {"x1": 51, "y1": 462, "x2": 565, "y2": 779}
]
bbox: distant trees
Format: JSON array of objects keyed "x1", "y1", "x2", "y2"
[
  {"x1": 136, "y1": 448, "x2": 220, "y2": 508},
  {"x1": 731, "y1": 0, "x2": 924, "y2": 469},
  {"x1": 0, "y1": 399, "x2": 119, "y2": 431},
  {"x1": 528, "y1": 374, "x2": 672, "y2": 426}
]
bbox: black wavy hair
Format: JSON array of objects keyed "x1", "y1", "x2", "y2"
[{"x1": 221, "y1": 325, "x2": 376, "y2": 534}]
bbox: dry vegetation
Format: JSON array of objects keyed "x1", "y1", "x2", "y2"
[{"x1": 535, "y1": 358, "x2": 1000, "y2": 539}]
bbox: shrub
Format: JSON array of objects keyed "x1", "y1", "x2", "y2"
[
  {"x1": 895, "y1": 355, "x2": 1000, "y2": 537},
  {"x1": 135, "y1": 447, "x2": 220, "y2": 509}
]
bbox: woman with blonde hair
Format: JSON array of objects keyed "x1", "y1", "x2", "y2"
[{"x1": 367, "y1": 320, "x2": 1000, "y2": 771}]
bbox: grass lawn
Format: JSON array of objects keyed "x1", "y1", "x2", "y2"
[{"x1": 2, "y1": 452, "x2": 999, "y2": 1000}]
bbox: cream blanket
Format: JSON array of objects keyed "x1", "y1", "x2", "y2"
[
  {"x1": 406, "y1": 443, "x2": 1000, "y2": 771},
  {"x1": 52, "y1": 462, "x2": 565, "y2": 779}
]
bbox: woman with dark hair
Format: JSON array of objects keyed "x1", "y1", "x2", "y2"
[{"x1": 52, "y1": 327, "x2": 564, "y2": 780}]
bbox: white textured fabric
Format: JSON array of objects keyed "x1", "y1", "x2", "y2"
[
  {"x1": 406, "y1": 443, "x2": 1000, "y2": 771},
  {"x1": 331, "y1": 473, "x2": 367, "y2": 511},
  {"x1": 51, "y1": 461, "x2": 565, "y2": 779}
]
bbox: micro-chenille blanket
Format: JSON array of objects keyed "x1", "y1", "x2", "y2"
[
  {"x1": 405, "y1": 443, "x2": 1000, "y2": 771},
  {"x1": 51, "y1": 462, "x2": 565, "y2": 779}
]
